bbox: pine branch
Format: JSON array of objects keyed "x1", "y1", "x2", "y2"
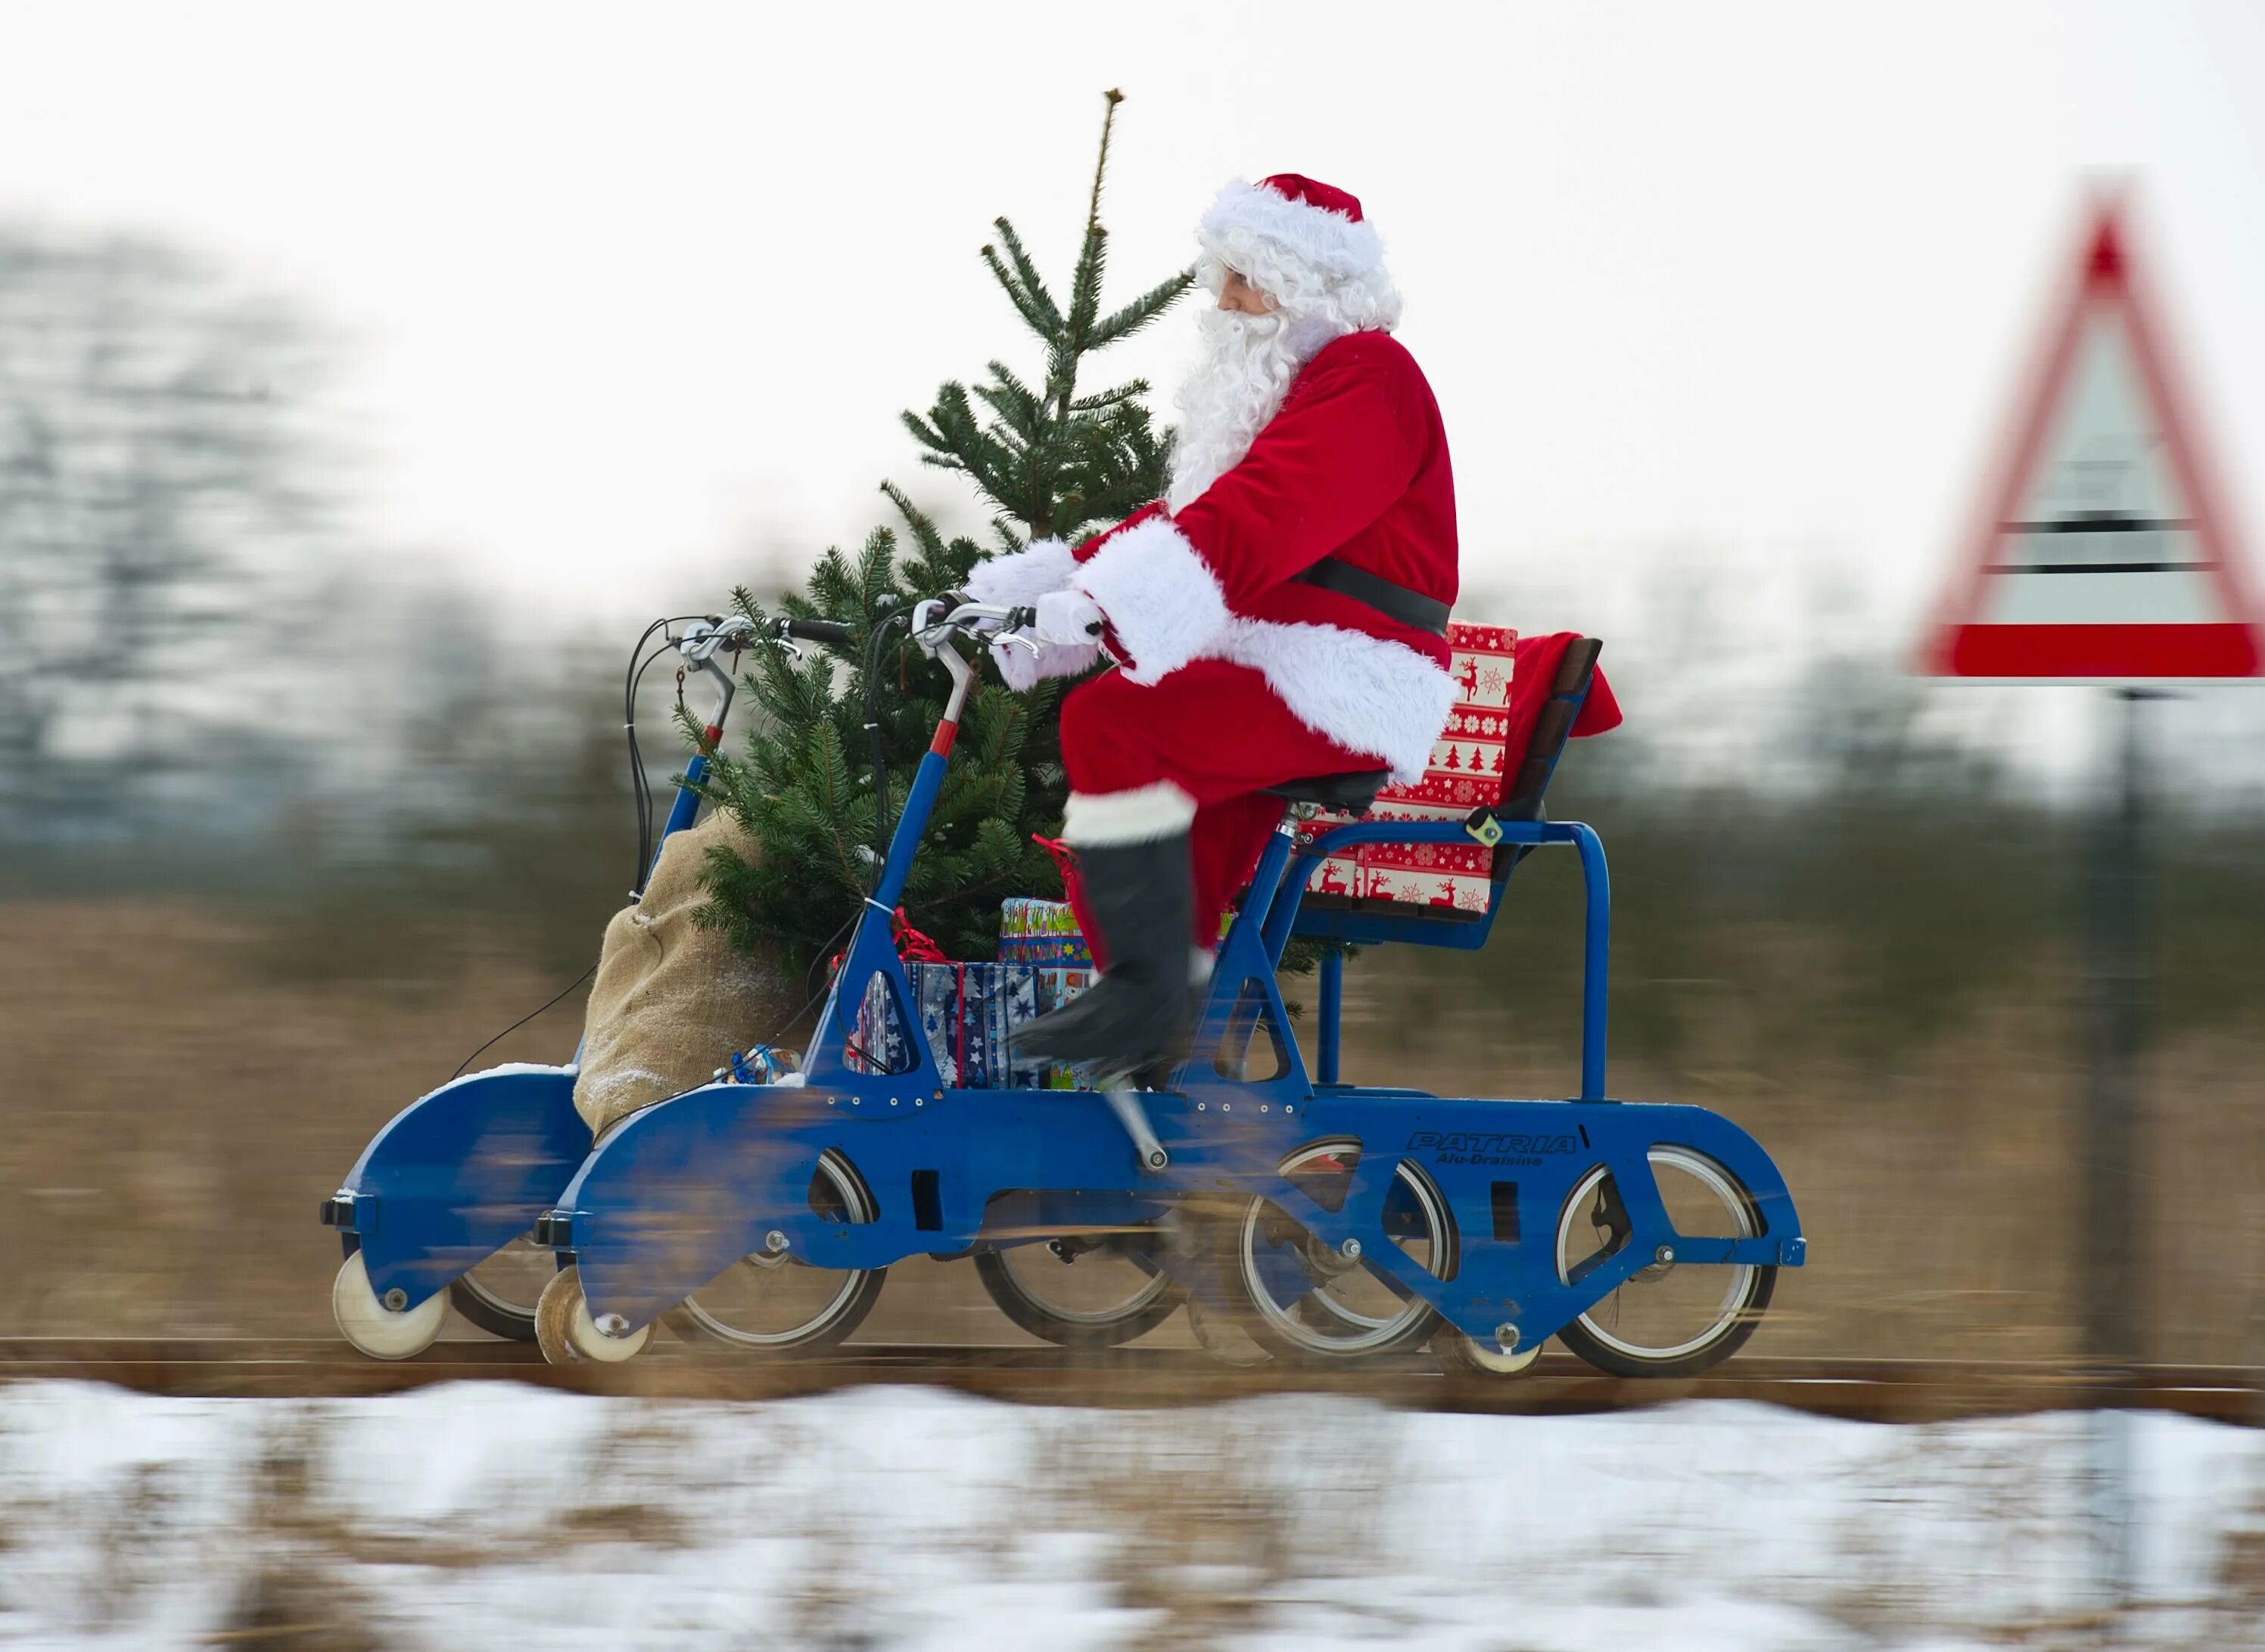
[
  {"x1": 1087, "y1": 89, "x2": 1122, "y2": 229},
  {"x1": 982, "y1": 219, "x2": 1062, "y2": 335},
  {"x1": 968, "y1": 362, "x2": 1046, "y2": 438},
  {"x1": 1069, "y1": 381, "x2": 1147, "y2": 413},
  {"x1": 1090, "y1": 269, "x2": 1196, "y2": 348},
  {"x1": 903, "y1": 384, "x2": 1025, "y2": 509},
  {"x1": 878, "y1": 481, "x2": 944, "y2": 562},
  {"x1": 1050, "y1": 91, "x2": 1128, "y2": 414}
]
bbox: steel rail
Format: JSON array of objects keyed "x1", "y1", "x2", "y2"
[{"x1": 4, "y1": 1341, "x2": 2260, "y2": 1424}]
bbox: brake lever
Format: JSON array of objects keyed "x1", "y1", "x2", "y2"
[{"x1": 680, "y1": 615, "x2": 759, "y2": 664}]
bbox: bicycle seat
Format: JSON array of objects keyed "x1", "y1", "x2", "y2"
[{"x1": 1264, "y1": 769, "x2": 1392, "y2": 814}]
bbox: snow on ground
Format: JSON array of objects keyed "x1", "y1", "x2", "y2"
[{"x1": 1, "y1": 1381, "x2": 2261, "y2": 1650}]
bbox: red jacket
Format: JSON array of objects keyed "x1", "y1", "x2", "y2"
[
  {"x1": 963, "y1": 329, "x2": 1464, "y2": 781},
  {"x1": 1069, "y1": 331, "x2": 1461, "y2": 782}
]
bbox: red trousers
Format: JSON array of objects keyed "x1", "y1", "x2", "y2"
[{"x1": 1058, "y1": 659, "x2": 1372, "y2": 960}]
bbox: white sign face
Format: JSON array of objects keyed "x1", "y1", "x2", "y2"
[
  {"x1": 1981, "y1": 307, "x2": 2213, "y2": 625},
  {"x1": 1924, "y1": 207, "x2": 2263, "y2": 682}
]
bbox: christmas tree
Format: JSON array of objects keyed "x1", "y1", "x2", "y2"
[{"x1": 688, "y1": 92, "x2": 1192, "y2": 972}]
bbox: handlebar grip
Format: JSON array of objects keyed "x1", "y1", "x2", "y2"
[{"x1": 780, "y1": 618, "x2": 857, "y2": 647}]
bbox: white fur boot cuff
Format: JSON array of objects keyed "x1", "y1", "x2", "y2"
[{"x1": 1062, "y1": 782, "x2": 1199, "y2": 846}]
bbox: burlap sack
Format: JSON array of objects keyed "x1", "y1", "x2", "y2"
[{"x1": 572, "y1": 810, "x2": 790, "y2": 1137}]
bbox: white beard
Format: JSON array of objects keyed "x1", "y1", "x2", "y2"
[{"x1": 1163, "y1": 308, "x2": 1309, "y2": 513}]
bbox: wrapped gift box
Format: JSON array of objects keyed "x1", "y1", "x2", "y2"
[
  {"x1": 851, "y1": 960, "x2": 1092, "y2": 1088},
  {"x1": 917, "y1": 961, "x2": 1047, "y2": 1090},
  {"x1": 1028, "y1": 963, "x2": 1094, "y2": 1090},
  {"x1": 1000, "y1": 898, "x2": 1097, "y2": 1084},
  {"x1": 998, "y1": 897, "x2": 1093, "y2": 968},
  {"x1": 1298, "y1": 621, "x2": 1516, "y2": 912}
]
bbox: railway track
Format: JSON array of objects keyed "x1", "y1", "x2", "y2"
[{"x1": 5, "y1": 1339, "x2": 2259, "y2": 1423}]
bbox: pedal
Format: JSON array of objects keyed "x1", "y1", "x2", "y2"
[{"x1": 1102, "y1": 1087, "x2": 1170, "y2": 1172}]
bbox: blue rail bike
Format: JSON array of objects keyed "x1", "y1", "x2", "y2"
[{"x1": 497, "y1": 600, "x2": 1807, "y2": 1375}]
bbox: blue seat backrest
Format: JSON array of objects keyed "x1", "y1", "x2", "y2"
[{"x1": 1290, "y1": 637, "x2": 1604, "y2": 949}]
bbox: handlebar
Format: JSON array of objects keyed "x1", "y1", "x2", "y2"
[
  {"x1": 764, "y1": 602, "x2": 1037, "y2": 652},
  {"x1": 778, "y1": 617, "x2": 857, "y2": 648},
  {"x1": 752, "y1": 599, "x2": 1042, "y2": 667},
  {"x1": 909, "y1": 598, "x2": 1038, "y2": 650}
]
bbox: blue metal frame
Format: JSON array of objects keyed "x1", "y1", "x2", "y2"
[
  {"x1": 660, "y1": 753, "x2": 708, "y2": 838},
  {"x1": 1281, "y1": 817, "x2": 1613, "y2": 1101},
  {"x1": 801, "y1": 748, "x2": 951, "y2": 1094},
  {"x1": 328, "y1": 632, "x2": 1805, "y2": 1354},
  {"x1": 532, "y1": 767, "x2": 1801, "y2": 1346},
  {"x1": 325, "y1": 1064, "x2": 588, "y2": 1311}
]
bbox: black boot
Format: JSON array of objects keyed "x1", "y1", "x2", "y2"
[{"x1": 1013, "y1": 829, "x2": 1194, "y2": 1075}]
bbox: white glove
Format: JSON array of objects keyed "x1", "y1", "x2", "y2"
[
  {"x1": 1033, "y1": 590, "x2": 1106, "y2": 648},
  {"x1": 990, "y1": 636, "x2": 1100, "y2": 692}
]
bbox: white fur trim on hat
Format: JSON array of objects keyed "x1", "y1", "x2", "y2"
[
  {"x1": 1199, "y1": 181, "x2": 1388, "y2": 285},
  {"x1": 1218, "y1": 620, "x2": 1458, "y2": 784},
  {"x1": 1063, "y1": 781, "x2": 1198, "y2": 846},
  {"x1": 1072, "y1": 515, "x2": 1231, "y2": 686},
  {"x1": 966, "y1": 536, "x2": 1078, "y2": 608}
]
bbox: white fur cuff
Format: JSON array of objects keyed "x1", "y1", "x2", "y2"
[
  {"x1": 966, "y1": 537, "x2": 1077, "y2": 608},
  {"x1": 1073, "y1": 515, "x2": 1231, "y2": 686},
  {"x1": 1219, "y1": 621, "x2": 1458, "y2": 784},
  {"x1": 1063, "y1": 782, "x2": 1199, "y2": 846}
]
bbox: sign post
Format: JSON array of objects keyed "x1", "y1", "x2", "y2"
[{"x1": 1921, "y1": 195, "x2": 2265, "y2": 1615}]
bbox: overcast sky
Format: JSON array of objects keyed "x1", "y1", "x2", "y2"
[{"x1": 6, "y1": 1, "x2": 2263, "y2": 745}]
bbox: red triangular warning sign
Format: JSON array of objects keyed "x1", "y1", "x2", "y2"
[{"x1": 1923, "y1": 201, "x2": 2265, "y2": 681}]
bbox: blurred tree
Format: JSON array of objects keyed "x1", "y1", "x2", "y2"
[
  {"x1": 691, "y1": 90, "x2": 1192, "y2": 971},
  {"x1": 0, "y1": 227, "x2": 338, "y2": 838},
  {"x1": 254, "y1": 635, "x2": 650, "y2": 993}
]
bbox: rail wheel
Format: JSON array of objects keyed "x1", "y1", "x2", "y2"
[
  {"x1": 534, "y1": 1264, "x2": 652, "y2": 1364},
  {"x1": 1224, "y1": 1140, "x2": 1451, "y2": 1363},
  {"x1": 446, "y1": 1231, "x2": 555, "y2": 1341},
  {"x1": 331, "y1": 1251, "x2": 446, "y2": 1361},
  {"x1": 1430, "y1": 1325, "x2": 1542, "y2": 1377},
  {"x1": 972, "y1": 1231, "x2": 1183, "y2": 1350},
  {"x1": 661, "y1": 1150, "x2": 887, "y2": 1355},
  {"x1": 1553, "y1": 1146, "x2": 1776, "y2": 1378}
]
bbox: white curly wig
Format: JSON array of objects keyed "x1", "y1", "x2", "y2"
[{"x1": 1193, "y1": 176, "x2": 1403, "y2": 341}]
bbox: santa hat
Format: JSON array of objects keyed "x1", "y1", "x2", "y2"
[{"x1": 1196, "y1": 173, "x2": 1389, "y2": 290}]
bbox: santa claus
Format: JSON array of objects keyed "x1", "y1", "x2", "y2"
[{"x1": 966, "y1": 173, "x2": 1459, "y2": 1073}]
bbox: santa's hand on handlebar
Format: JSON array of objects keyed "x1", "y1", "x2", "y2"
[
  {"x1": 1031, "y1": 591, "x2": 1104, "y2": 646},
  {"x1": 983, "y1": 593, "x2": 1106, "y2": 691}
]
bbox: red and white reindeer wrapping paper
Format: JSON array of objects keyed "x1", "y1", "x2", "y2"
[{"x1": 1297, "y1": 623, "x2": 1516, "y2": 912}]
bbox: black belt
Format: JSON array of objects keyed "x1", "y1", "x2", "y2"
[{"x1": 1293, "y1": 556, "x2": 1451, "y2": 636}]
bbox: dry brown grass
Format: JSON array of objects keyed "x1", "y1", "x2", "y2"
[
  {"x1": 4, "y1": 895, "x2": 2260, "y2": 1364},
  {"x1": 1, "y1": 901, "x2": 572, "y2": 1340}
]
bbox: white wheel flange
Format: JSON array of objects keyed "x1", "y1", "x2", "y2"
[
  {"x1": 536, "y1": 1265, "x2": 650, "y2": 1366},
  {"x1": 332, "y1": 1251, "x2": 447, "y2": 1361},
  {"x1": 1432, "y1": 1325, "x2": 1542, "y2": 1377}
]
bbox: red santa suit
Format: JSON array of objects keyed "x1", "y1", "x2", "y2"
[{"x1": 968, "y1": 174, "x2": 1458, "y2": 966}]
